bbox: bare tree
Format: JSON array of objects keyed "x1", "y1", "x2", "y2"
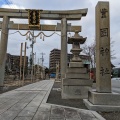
[
  {"x1": 82, "y1": 42, "x2": 96, "y2": 68},
  {"x1": 110, "y1": 40, "x2": 116, "y2": 60},
  {"x1": 82, "y1": 39, "x2": 116, "y2": 68}
]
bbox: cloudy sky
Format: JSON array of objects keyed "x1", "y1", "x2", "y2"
[{"x1": 0, "y1": 0, "x2": 120, "y2": 67}]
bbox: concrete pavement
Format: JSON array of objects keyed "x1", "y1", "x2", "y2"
[{"x1": 0, "y1": 80, "x2": 105, "y2": 120}]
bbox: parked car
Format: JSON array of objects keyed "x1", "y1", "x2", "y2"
[
  {"x1": 50, "y1": 73, "x2": 56, "y2": 78},
  {"x1": 111, "y1": 66, "x2": 120, "y2": 88}
]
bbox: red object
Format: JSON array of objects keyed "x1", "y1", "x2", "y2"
[{"x1": 90, "y1": 71, "x2": 94, "y2": 79}]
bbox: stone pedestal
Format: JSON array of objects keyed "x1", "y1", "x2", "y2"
[
  {"x1": 62, "y1": 62, "x2": 92, "y2": 99},
  {"x1": 84, "y1": 1, "x2": 120, "y2": 111},
  {"x1": 88, "y1": 91, "x2": 120, "y2": 105},
  {"x1": 84, "y1": 90, "x2": 120, "y2": 111},
  {"x1": 61, "y1": 31, "x2": 92, "y2": 99}
]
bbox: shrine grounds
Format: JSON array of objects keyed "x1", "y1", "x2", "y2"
[{"x1": 0, "y1": 79, "x2": 120, "y2": 120}]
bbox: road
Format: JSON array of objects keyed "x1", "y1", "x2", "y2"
[{"x1": 112, "y1": 79, "x2": 120, "y2": 93}]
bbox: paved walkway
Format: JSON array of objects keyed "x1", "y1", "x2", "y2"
[{"x1": 0, "y1": 80, "x2": 105, "y2": 120}]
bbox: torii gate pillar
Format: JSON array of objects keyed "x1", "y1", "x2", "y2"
[
  {"x1": 0, "y1": 16, "x2": 9, "y2": 86},
  {"x1": 61, "y1": 18, "x2": 67, "y2": 79}
]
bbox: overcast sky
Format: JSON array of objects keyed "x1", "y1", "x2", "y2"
[{"x1": 0, "y1": 0, "x2": 120, "y2": 67}]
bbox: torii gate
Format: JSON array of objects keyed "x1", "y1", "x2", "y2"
[{"x1": 0, "y1": 8, "x2": 87, "y2": 87}]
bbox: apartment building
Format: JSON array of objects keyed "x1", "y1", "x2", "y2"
[
  {"x1": 5, "y1": 53, "x2": 28, "y2": 74},
  {"x1": 49, "y1": 49, "x2": 90, "y2": 73}
]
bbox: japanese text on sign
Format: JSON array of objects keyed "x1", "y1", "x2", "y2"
[
  {"x1": 100, "y1": 47, "x2": 109, "y2": 56},
  {"x1": 100, "y1": 28, "x2": 108, "y2": 37},
  {"x1": 28, "y1": 10, "x2": 40, "y2": 28},
  {"x1": 100, "y1": 67, "x2": 110, "y2": 76},
  {"x1": 100, "y1": 8, "x2": 108, "y2": 18}
]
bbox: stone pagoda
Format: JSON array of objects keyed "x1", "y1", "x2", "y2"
[{"x1": 62, "y1": 31, "x2": 92, "y2": 99}]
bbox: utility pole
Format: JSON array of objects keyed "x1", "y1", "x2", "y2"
[
  {"x1": 20, "y1": 42, "x2": 26, "y2": 86},
  {"x1": 20, "y1": 43, "x2": 23, "y2": 86},
  {"x1": 40, "y1": 52, "x2": 45, "y2": 79},
  {"x1": 22, "y1": 42, "x2": 27, "y2": 85},
  {"x1": 34, "y1": 52, "x2": 36, "y2": 81},
  {"x1": 30, "y1": 30, "x2": 35, "y2": 83},
  {"x1": 27, "y1": 30, "x2": 36, "y2": 83},
  {"x1": 31, "y1": 32, "x2": 34, "y2": 82},
  {"x1": 40, "y1": 52, "x2": 45, "y2": 67}
]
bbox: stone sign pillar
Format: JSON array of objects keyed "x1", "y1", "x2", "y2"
[
  {"x1": 96, "y1": 1, "x2": 111, "y2": 92},
  {"x1": 0, "y1": 16, "x2": 9, "y2": 87},
  {"x1": 84, "y1": 2, "x2": 120, "y2": 111}
]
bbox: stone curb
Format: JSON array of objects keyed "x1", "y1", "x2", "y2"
[
  {"x1": 42, "y1": 80, "x2": 54, "y2": 103},
  {"x1": 91, "y1": 111, "x2": 106, "y2": 120}
]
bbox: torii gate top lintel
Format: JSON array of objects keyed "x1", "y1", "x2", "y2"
[{"x1": 0, "y1": 8, "x2": 88, "y2": 20}]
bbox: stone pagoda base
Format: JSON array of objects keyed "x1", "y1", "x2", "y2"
[
  {"x1": 83, "y1": 90, "x2": 120, "y2": 111},
  {"x1": 62, "y1": 62, "x2": 92, "y2": 99}
]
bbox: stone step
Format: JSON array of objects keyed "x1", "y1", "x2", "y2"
[
  {"x1": 63, "y1": 78, "x2": 92, "y2": 86},
  {"x1": 67, "y1": 67, "x2": 87, "y2": 73},
  {"x1": 65, "y1": 73, "x2": 89, "y2": 79},
  {"x1": 69, "y1": 62, "x2": 84, "y2": 68}
]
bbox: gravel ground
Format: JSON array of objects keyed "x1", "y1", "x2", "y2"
[
  {"x1": 47, "y1": 81, "x2": 88, "y2": 109},
  {"x1": 47, "y1": 81, "x2": 120, "y2": 120},
  {"x1": 98, "y1": 111, "x2": 120, "y2": 120},
  {"x1": 0, "y1": 86, "x2": 19, "y2": 94},
  {"x1": 0, "y1": 80, "x2": 33, "y2": 94}
]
